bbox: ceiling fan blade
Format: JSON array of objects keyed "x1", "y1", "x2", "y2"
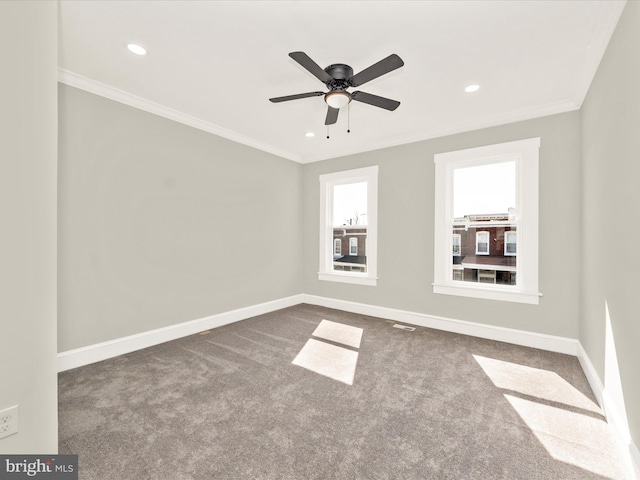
[
  {"x1": 351, "y1": 91, "x2": 400, "y2": 111},
  {"x1": 289, "y1": 51, "x2": 333, "y2": 84},
  {"x1": 269, "y1": 91, "x2": 325, "y2": 103},
  {"x1": 348, "y1": 54, "x2": 404, "y2": 87},
  {"x1": 325, "y1": 106, "x2": 339, "y2": 125}
]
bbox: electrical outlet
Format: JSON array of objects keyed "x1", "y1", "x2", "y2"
[{"x1": 0, "y1": 406, "x2": 18, "y2": 440}]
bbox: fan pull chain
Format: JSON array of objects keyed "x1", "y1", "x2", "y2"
[
  {"x1": 347, "y1": 103, "x2": 351, "y2": 133},
  {"x1": 326, "y1": 125, "x2": 330, "y2": 139}
]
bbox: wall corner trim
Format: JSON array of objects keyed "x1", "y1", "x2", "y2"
[{"x1": 57, "y1": 294, "x2": 304, "y2": 372}]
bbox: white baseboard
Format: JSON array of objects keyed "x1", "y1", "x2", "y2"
[
  {"x1": 301, "y1": 294, "x2": 578, "y2": 355},
  {"x1": 58, "y1": 293, "x2": 580, "y2": 372},
  {"x1": 577, "y1": 342, "x2": 640, "y2": 479},
  {"x1": 632, "y1": 444, "x2": 640, "y2": 480},
  {"x1": 57, "y1": 294, "x2": 304, "y2": 372},
  {"x1": 303, "y1": 294, "x2": 638, "y2": 477},
  {"x1": 57, "y1": 293, "x2": 639, "y2": 478},
  {"x1": 576, "y1": 342, "x2": 605, "y2": 408}
]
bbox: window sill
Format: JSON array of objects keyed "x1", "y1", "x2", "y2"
[
  {"x1": 433, "y1": 282, "x2": 541, "y2": 305},
  {"x1": 318, "y1": 272, "x2": 377, "y2": 286}
]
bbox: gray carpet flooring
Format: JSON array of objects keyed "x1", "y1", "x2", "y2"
[{"x1": 58, "y1": 304, "x2": 631, "y2": 479}]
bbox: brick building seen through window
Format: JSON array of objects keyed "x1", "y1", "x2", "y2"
[
  {"x1": 333, "y1": 226, "x2": 367, "y2": 273},
  {"x1": 452, "y1": 213, "x2": 516, "y2": 285}
]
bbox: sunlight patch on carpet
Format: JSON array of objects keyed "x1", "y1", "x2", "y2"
[
  {"x1": 312, "y1": 319, "x2": 363, "y2": 348},
  {"x1": 473, "y1": 355, "x2": 600, "y2": 413},
  {"x1": 474, "y1": 354, "x2": 629, "y2": 479},
  {"x1": 292, "y1": 338, "x2": 358, "y2": 385},
  {"x1": 505, "y1": 394, "x2": 627, "y2": 479}
]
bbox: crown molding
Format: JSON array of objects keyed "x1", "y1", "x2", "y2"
[
  {"x1": 572, "y1": 0, "x2": 627, "y2": 108},
  {"x1": 300, "y1": 98, "x2": 580, "y2": 163},
  {"x1": 59, "y1": 69, "x2": 579, "y2": 165},
  {"x1": 57, "y1": 69, "x2": 301, "y2": 163}
]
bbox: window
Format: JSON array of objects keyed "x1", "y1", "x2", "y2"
[
  {"x1": 319, "y1": 166, "x2": 378, "y2": 285},
  {"x1": 433, "y1": 138, "x2": 540, "y2": 304},
  {"x1": 452, "y1": 234, "x2": 461, "y2": 256},
  {"x1": 476, "y1": 231, "x2": 490, "y2": 255},
  {"x1": 505, "y1": 231, "x2": 517, "y2": 256},
  {"x1": 349, "y1": 237, "x2": 358, "y2": 256}
]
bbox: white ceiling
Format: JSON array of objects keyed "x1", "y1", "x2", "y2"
[{"x1": 58, "y1": 0, "x2": 625, "y2": 163}]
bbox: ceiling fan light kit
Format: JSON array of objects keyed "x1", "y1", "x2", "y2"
[
  {"x1": 325, "y1": 90, "x2": 351, "y2": 109},
  {"x1": 269, "y1": 51, "x2": 404, "y2": 133}
]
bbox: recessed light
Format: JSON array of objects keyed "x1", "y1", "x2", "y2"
[
  {"x1": 127, "y1": 43, "x2": 147, "y2": 56},
  {"x1": 465, "y1": 84, "x2": 480, "y2": 93},
  {"x1": 305, "y1": 132, "x2": 315, "y2": 138}
]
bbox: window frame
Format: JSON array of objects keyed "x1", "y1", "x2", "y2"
[
  {"x1": 452, "y1": 233, "x2": 461, "y2": 256},
  {"x1": 504, "y1": 231, "x2": 517, "y2": 256},
  {"x1": 318, "y1": 166, "x2": 378, "y2": 286},
  {"x1": 334, "y1": 238, "x2": 342, "y2": 256},
  {"x1": 475, "y1": 231, "x2": 490, "y2": 255},
  {"x1": 433, "y1": 138, "x2": 540, "y2": 304},
  {"x1": 349, "y1": 237, "x2": 358, "y2": 256}
]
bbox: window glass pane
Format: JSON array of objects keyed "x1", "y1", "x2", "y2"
[
  {"x1": 452, "y1": 161, "x2": 516, "y2": 286},
  {"x1": 332, "y1": 182, "x2": 367, "y2": 273},
  {"x1": 333, "y1": 228, "x2": 366, "y2": 273},
  {"x1": 453, "y1": 161, "x2": 515, "y2": 217},
  {"x1": 333, "y1": 182, "x2": 367, "y2": 226}
]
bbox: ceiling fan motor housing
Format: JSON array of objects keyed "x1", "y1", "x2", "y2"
[{"x1": 324, "y1": 63, "x2": 354, "y2": 87}]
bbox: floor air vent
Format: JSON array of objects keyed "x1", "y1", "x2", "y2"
[{"x1": 392, "y1": 324, "x2": 416, "y2": 331}]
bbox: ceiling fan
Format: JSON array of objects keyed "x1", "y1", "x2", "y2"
[{"x1": 269, "y1": 51, "x2": 404, "y2": 126}]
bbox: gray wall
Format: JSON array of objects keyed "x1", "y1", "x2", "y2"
[
  {"x1": 0, "y1": 1, "x2": 58, "y2": 453},
  {"x1": 303, "y1": 112, "x2": 582, "y2": 338},
  {"x1": 581, "y1": 1, "x2": 640, "y2": 457},
  {"x1": 54, "y1": 2, "x2": 637, "y2": 459},
  {"x1": 58, "y1": 85, "x2": 303, "y2": 352}
]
